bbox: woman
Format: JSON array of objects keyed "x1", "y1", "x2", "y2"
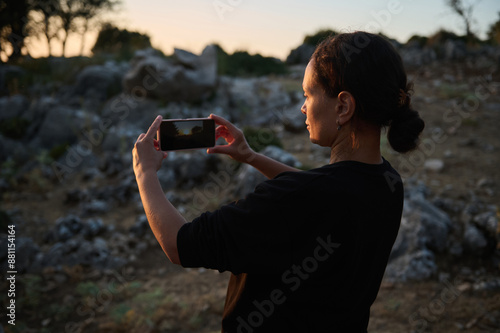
[{"x1": 133, "y1": 31, "x2": 425, "y2": 332}]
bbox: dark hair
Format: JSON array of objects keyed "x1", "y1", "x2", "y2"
[{"x1": 312, "y1": 31, "x2": 425, "y2": 153}]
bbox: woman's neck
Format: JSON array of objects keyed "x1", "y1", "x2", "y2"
[{"x1": 329, "y1": 123, "x2": 382, "y2": 165}]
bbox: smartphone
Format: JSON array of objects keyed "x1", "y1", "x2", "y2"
[{"x1": 157, "y1": 118, "x2": 216, "y2": 151}]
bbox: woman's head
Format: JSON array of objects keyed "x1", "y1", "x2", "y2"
[{"x1": 307, "y1": 31, "x2": 424, "y2": 153}]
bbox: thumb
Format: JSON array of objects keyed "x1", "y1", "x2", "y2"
[{"x1": 207, "y1": 146, "x2": 228, "y2": 155}]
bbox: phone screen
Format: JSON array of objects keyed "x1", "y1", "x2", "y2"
[{"x1": 158, "y1": 118, "x2": 216, "y2": 151}]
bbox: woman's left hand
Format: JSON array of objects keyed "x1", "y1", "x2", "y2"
[{"x1": 133, "y1": 115, "x2": 168, "y2": 177}]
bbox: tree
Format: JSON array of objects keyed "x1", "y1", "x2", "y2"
[
  {"x1": 0, "y1": 0, "x2": 30, "y2": 62},
  {"x1": 91, "y1": 23, "x2": 152, "y2": 59},
  {"x1": 29, "y1": 0, "x2": 60, "y2": 57},
  {"x1": 74, "y1": 0, "x2": 120, "y2": 56},
  {"x1": 487, "y1": 12, "x2": 500, "y2": 45},
  {"x1": 303, "y1": 29, "x2": 337, "y2": 46},
  {"x1": 445, "y1": 0, "x2": 476, "y2": 43}
]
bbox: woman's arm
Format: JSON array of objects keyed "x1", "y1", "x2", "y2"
[
  {"x1": 133, "y1": 115, "x2": 184, "y2": 265},
  {"x1": 207, "y1": 114, "x2": 300, "y2": 179}
]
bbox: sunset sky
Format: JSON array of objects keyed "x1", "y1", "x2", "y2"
[{"x1": 26, "y1": 0, "x2": 500, "y2": 60}]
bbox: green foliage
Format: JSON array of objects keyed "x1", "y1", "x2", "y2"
[
  {"x1": 407, "y1": 35, "x2": 429, "y2": 48},
  {"x1": 7, "y1": 56, "x2": 104, "y2": 96},
  {"x1": 110, "y1": 303, "x2": 132, "y2": 323},
  {"x1": 426, "y1": 29, "x2": 463, "y2": 47},
  {"x1": 49, "y1": 142, "x2": 70, "y2": 161},
  {"x1": 303, "y1": 29, "x2": 337, "y2": 46},
  {"x1": 243, "y1": 126, "x2": 283, "y2": 152},
  {"x1": 76, "y1": 281, "x2": 101, "y2": 297},
  {"x1": 21, "y1": 275, "x2": 43, "y2": 308},
  {"x1": 215, "y1": 44, "x2": 287, "y2": 77},
  {"x1": 92, "y1": 23, "x2": 152, "y2": 60},
  {"x1": 0, "y1": 117, "x2": 30, "y2": 139}
]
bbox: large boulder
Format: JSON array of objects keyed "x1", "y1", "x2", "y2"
[
  {"x1": 444, "y1": 39, "x2": 467, "y2": 60},
  {"x1": 0, "y1": 94, "x2": 30, "y2": 121},
  {"x1": 386, "y1": 183, "x2": 451, "y2": 281},
  {"x1": 233, "y1": 146, "x2": 301, "y2": 198},
  {"x1": 400, "y1": 46, "x2": 437, "y2": 68},
  {"x1": 123, "y1": 45, "x2": 218, "y2": 103},
  {"x1": 73, "y1": 61, "x2": 128, "y2": 103},
  {"x1": 215, "y1": 77, "x2": 292, "y2": 125}
]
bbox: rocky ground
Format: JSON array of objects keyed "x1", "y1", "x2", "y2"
[{"x1": 1, "y1": 47, "x2": 500, "y2": 332}]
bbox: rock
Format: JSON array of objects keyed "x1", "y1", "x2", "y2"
[
  {"x1": 157, "y1": 167, "x2": 176, "y2": 191},
  {"x1": 0, "y1": 134, "x2": 30, "y2": 164},
  {"x1": 46, "y1": 214, "x2": 106, "y2": 243},
  {"x1": 123, "y1": 44, "x2": 217, "y2": 103},
  {"x1": 286, "y1": 44, "x2": 316, "y2": 65},
  {"x1": 73, "y1": 62, "x2": 127, "y2": 103},
  {"x1": 101, "y1": 94, "x2": 160, "y2": 131},
  {"x1": 473, "y1": 210, "x2": 498, "y2": 238},
  {"x1": 34, "y1": 235, "x2": 127, "y2": 271},
  {"x1": 53, "y1": 215, "x2": 84, "y2": 242},
  {"x1": 233, "y1": 146, "x2": 301, "y2": 198},
  {"x1": 400, "y1": 46, "x2": 437, "y2": 68},
  {"x1": 444, "y1": 39, "x2": 467, "y2": 60},
  {"x1": 463, "y1": 223, "x2": 488, "y2": 253},
  {"x1": 385, "y1": 249, "x2": 437, "y2": 281},
  {"x1": 399, "y1": 186, "x2": 451, "y2": 253},
  {"x1": 29, "y1": 104, "x2": 83, "y2": 149},
  {"x1": 81, "y1": 200, "x2": 109, "y2": 216},
  {"x1": 98, "y1": 151, "x2": 127, "y2": 176},
  {"x1": 169, "y1": 151, "x2": 221, "y2": 188},
  {"x1": 0, "y1": 236, "x2": 40, "y2": 273},
  {"x1": 386, "y1": 183, "x2": 452, "y2": 281},
  {"x1": 279, "y1": 101, "x2": 306, "y2": 133},
  {"x1": 424, "y1": 159, "x2": 444, "y2": 172},
  {"x1": 0, "y1": 94, "x2": 30, "y2": 121},
  {"x1": 83, "y1": 218, "x2": 105, "y2": 237},
  {"x1": 129, "y1": 215, "x2": 150, "y2": 238},
  {"x1": 233, "y1": 164, "x2": 267, "y2": 199},
  {"x1": 260, "y1": 145, "x2": 301, "y2": 168},
  {"x1": 0, "y1": 65, "x2": 26, "y2": 95},
  {"x1": 215, "y1": 77, "x2": 291, "y2": 125}
]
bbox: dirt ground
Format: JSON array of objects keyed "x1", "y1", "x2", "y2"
[{"x1": 2, "y1": 61, "x2": 500, "y2": 332}]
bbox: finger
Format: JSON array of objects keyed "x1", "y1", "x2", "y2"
[
  {"x1": 207, "y1": 145, "x2": 229, "y2": 155},
  {"x1": 145, "y1": 115, "x2": 163, "y2": 140},
  {"x1": 210, "y1": 114, "x2": 238, "y2": 132},
  {"x1": 136, "y1": 133, "x2": 146, "y2": 143},
  {"x1": 215, "y1": 126, "x2": 229, "y2": 139}
]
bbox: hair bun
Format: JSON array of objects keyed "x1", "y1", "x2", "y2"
[{"x1": 388, "y1": 107, "x2": 425, "y2": 153}]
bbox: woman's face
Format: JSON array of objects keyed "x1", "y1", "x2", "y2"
[{"x1": 301, "y1": 59, "x2": 339, "y2": 147}]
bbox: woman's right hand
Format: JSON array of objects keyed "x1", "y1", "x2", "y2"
[{"x1": 207, "y1": 114, "x2": 256, "y2": 164}]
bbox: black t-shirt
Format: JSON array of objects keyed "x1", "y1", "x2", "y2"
[{"x1": 177, "y1": 158, "x2": 403, "y2": 332}]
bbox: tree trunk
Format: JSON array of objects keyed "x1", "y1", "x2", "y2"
[
  {"x1": 62, "y1": 30, "x2": 69, "y2": 57},
  {"x1": 79, "y1": 21, "x2": 89, "y2": 56},
  {"x1": 44, "y1": 17, "x2": 52, "y2": 57}
]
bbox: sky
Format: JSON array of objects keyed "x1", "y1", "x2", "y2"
[{"x1": 24, "y1": 0, "x2": 500, "y2": 60}]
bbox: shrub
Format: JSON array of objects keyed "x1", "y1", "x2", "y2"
[
  {"x1": 92, "y1": 23, "x2": 153, "y2": 61},
  {"x1": 243, "y1": 126, "x2": 283, "y2": 152},
  {"x1": 303, "y1": 29, "x2": 337, "y2": 46},
  {"x1": 215, "y1": 44, "x2": 287, "y2": 77},
  {"x1": 0, "y1": 117, "x2": 30, "y2": 139}
]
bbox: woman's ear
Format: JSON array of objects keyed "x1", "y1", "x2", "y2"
[{"x1": 336, "y1": 91, "x2": 356, "y2": 125}]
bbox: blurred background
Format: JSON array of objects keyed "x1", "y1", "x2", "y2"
[{"x1": 1, "y1": 0, "x2": 500, "y2": 332}]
